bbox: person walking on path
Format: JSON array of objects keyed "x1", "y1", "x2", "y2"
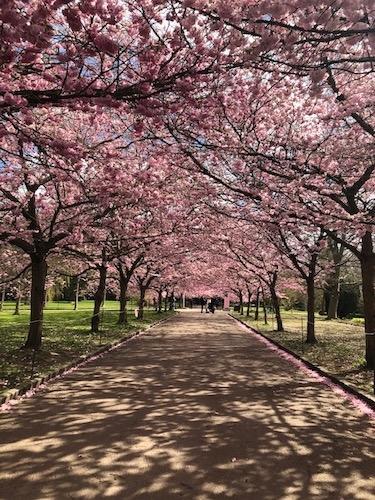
[
  {"x1": 200, "y1": 296, "x2": 206, "y2": 313},
  {"x1": 205, "y1": 298, "x2": 211, "y2": 313},
  {"x1": 206, "y1": 298, "x2": 215, "y2": 314}
]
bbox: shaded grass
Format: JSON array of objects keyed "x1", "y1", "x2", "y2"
[
  {"x1": 0, "y1": 300, "x2": 173, "y2": 397},
  {"x1": 234, "y1": 309, "x2": 373, "y2": 396}
]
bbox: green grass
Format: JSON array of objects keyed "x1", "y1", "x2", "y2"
[
  {"x1": 233, "y1": 308, "x2": 373, "y2": 396},
  {"x1": 0, "y1": 300, "x2": 173, "y2": 397}
]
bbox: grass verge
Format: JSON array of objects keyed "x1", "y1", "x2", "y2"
[
  {"x1": 233, "y1": 309, "x2": 373, "y2": 396},
  {"x1": 0, "y1": 300, "x2": 173, "y2": 397}
]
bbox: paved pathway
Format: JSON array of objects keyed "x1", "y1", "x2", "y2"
[{"x1": 0, "y1": 311, "x2": 374, "y2": 499}]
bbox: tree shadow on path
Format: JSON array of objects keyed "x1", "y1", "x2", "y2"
[{"x1": 0, "y1": 312, "x2": 374, "y2": 499}]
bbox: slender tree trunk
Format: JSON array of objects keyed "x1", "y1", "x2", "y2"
[
  {"x1": 74, "y1": 277, "x2": 80, "y2": 311},
  {"x1": 270, "y1": 284, "x2": 283, "y2": 332},
  {"x1": 118, "y1": 269, "x2": 129, "y2": 325},
  {"x1": 169, "y1": 291, "x2": 175, "y2": 310},
  {"x1": 360, "y1": 232, "x2": 375, "y2": 368},
  {"x1": 118, "y1": 287, "x2": 128, "y2": 325},
  {"x1": 239, "y1": 290, "x2": 244, "y2": 315},
  {"x1": 306, "y1": 276, "x2": 317, "y2": 343},
  {"x1": 320, "y1": 292, "x2": 327, "y2": 315},
  {"x1": 326, "y1": 258, "x2": 341, "y2": 320},
  {"x1": 261, "y1": 288, "x2": 268, "y2": 325},
  {"x1": 23, "y1": 254, "x2": 47, "y2": 350},
  {"x1": 157, "y1": 289, "x2": 162, "y2": 313},
  {"x1": 164, "y1": 292, "x2": 168, "y2": 312},
  {"x1": 91, "y1": 265, "x2": 107, "y2": 333},
  {"x1": 254, "y1": 287, "x2": 260, "y2": 321},
  {"x1": 138, "y1": 288, "x2": 146, "y2": 320},
  {"x1": 0, "y1": 286, "x2": 5, "y2": 311},
  {"x1": 327, "y1": 281, "x2": 340, "y2": 320},
  {"x1": 327, "y1": 237, "x2": 344, "y2": 320},
  {"x1": 14, "y1": 290, "x2": 21, "y2": 315},
  {"x1": 246, "y1": 286, "x2": 251, "y2": 317}
]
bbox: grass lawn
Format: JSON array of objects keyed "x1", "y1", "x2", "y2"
[
  {"x1": 0, "y1": 300, "x2": 173, "y2": 398},
  {"x1": 233, "y1": 309, "x2": 374, "y2": 397}
]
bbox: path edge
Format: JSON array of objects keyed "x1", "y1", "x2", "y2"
[
  {"x1": 229, "y1": 313, "x2": 375, "y2": 411},
  {"x1": 1, "y1": 314, "x2": 173, "y2": 412}
]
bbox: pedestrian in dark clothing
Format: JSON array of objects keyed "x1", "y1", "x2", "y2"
[{"x1": 200, "y1": 296, "x2": 206, "y2": 313}]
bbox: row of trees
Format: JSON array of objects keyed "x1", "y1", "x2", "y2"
[{"x1": 0, "y1": 1, "x2": 374, "y2": 366}]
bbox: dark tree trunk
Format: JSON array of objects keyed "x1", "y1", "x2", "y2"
[
  {"x1": 254, "y1": 287, "x2": 260, "y2": 321},
  {"x1": 164, "y1": 292, "x2": 168, "y2": 312},
  {"x1": 246, "y1": 301, "x2": 251, "y2": 317},
  {"x1": 360, "y1": 232, "x2": 375, "y2": 368},
  {"x1": 118, "y1": 269, "x2": 129, "y2": 325},
  {"x1": 0, "y1": 286, "x2": 5, "y2": 311},
  {"x1": 157, "y1": 289, "x2": 163, "y2": 313},
  {"x1": 118, "y1": 286, "x2": 128, "y2": 325},
  {"x1": 14, "y1": 291, "x2": 21, "y2": 315},
  {"x1": 327, "y1": 281, "x2": 340, "y2": 320},
  {"x1": 320, "y1": 292, "x2": 327, "y2": 316},
  {"x1": 117, "y1": 256, "x2": 144, "y2": 324},
  {"x1": 91, "y1": 265, "x2": 107, "y2": 333},
  {"x1": 261, "y1": 288, "x2": 268, "y2": 325},
  {"x1": 74, "y1": 277, "x2": 80, "y2": 311},
  {"x1": 138, "y1": 288, "x2": 146, "y2": 320},
  {"x1": 239, "y1": 290, "x2": 244, "y2": 315},
  {"x1": 246, "y1": 286, "x2": 251, "y2": 317},
  {"x1": 169, "y1": 291, "x2": 175, "y2": 310},
  {"x1": 326, "y1": 237, "x2": 344, "y2": 320},
  {"x1": 306, "y1": 276, "x2": 317, "y2": 344},
  {"x1": 23, "y1": 255, "x2": 47, "y2": 350},
  {"x1": 326, "y1": 254, "x2": 341, "y2": 320},
  {"x1": 270, "y1": 284, "x2": 283, "y2": 332}
]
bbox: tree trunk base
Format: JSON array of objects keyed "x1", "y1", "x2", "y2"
[
  {"x1": 305, "y1": 338, "x2": 318, "y2": 345},
  {"x1": 21, "y1": 342, "x2": 41, "y2": 350},
  {"x1": 365, "y1": 334, "x2": 375, "y2": 369}
]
